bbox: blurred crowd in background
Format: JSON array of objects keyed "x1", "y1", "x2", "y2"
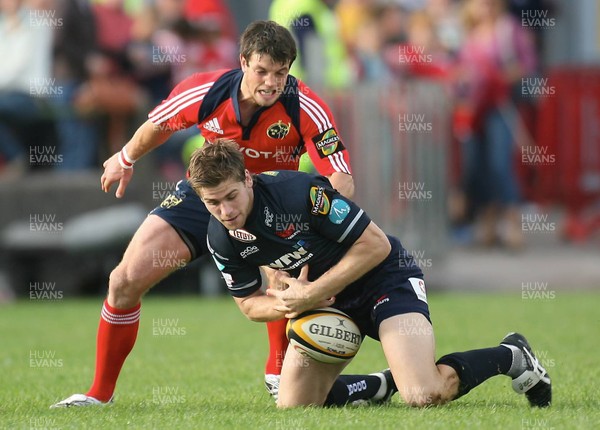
[
  {"x1": 1, "y1": 0, "x2": 594, "y2": 252},
  {"x1": 0, "y1": 0, "x2": 239, "y2": 177}
]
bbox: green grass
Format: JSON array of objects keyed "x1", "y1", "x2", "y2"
[{"x1": 1, "y1": 292, "x2": 599, "y2": 429}]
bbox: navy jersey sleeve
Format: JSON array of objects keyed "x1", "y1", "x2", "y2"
[
  {"x1": 306, "y1": 176, "x2": 372, "y2": 246},
  {"x1": 206, "y1": 218, "x2": 262, "y2": 298}
]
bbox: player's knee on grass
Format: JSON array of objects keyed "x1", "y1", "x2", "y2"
[
  {"x1": 277, "y1": 347, "x2": 341, "y2": 408},
  {"x1": 396, "y1": 369, "x2": 457, "y2": 407},
  {"x1": 398, "y1": 384, "x2": 446, "y2": 407},
  {"x1": 276, "y1": 391, "x2": 330, "y2": 409},
  {"x1": 276, "y1": 375, "x2": 332, "y2": 408}
]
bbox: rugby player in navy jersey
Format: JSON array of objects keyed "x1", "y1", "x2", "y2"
[
  {"x1": 51, "y1": 20, "x2": 354, "y2": 408},
  {"x1": 189, "y1": 139, "x2": 552, "y2": 408}
]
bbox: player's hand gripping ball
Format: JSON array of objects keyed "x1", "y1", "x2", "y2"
[{"x1": 286, "y1": 308, "x2": 362, "y2": 364}]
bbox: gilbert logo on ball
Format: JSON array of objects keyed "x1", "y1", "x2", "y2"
[{"x1": 286, "y1": 308, "x2": 362, "y2": 364}]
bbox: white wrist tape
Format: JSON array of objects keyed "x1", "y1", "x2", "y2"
[{"x1": 118, "y1": 147, "x2": 137, "y2": 169}]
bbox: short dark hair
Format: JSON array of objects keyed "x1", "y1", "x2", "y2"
[
  {"x1": 240, "y1": 20, "x2": 297, "y2": 67},
  {"x1": 188, "y1": 139, "x2": 246, "y2": 193}
]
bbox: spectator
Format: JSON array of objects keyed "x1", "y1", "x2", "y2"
[
  {"x1": 154, "y1": 0, "x2": 185, "y2": 25},
  {"x1": 455, "y1": 0, "x2": 537, "y2": 249},
  {"x1": 146, "y1": 0, "x2": 238, "y2": 180},
  {"x1": 377, "y1": 2, "x2": 410, "y2": 71},
  {"x1": 335, "y1": 0, "x2": 377, "y2": 48},
  {"x1": 168, "y1": 14, "x2": 237, "y2": 85},
  {"x1": 269, "y1": 0, "x2": 354, "y2": 89},
  {"x1": 393, "y1": 10, "x2": 455, "y2": 80},
  {"x1": 340, "y1": 3, "x2": 391, "y2": 82},
  {"x1": 183, "y1": 0, "x2": 237, "y2": 41},
  {"x1": 74, "y1": 0, "x2": 147, "y2": 155},
  {"x1": 425, "y1": 0, "x2": 463, "y2": 56},
  {"x1": 0, "y1": 0, "x2": 54, "y2": 177},
  {"x1": 51, "y1": 0, "x2": 100, "y2": 170},
  {"x1": 506, "y1": 0, "x2": 555, "y2": 65},
  {"x1": 93, "y1": 0, "x2": 132, "y2": 56},
  {"x1": 125, "y1": 4, "x2": 173, "y2": 105}
]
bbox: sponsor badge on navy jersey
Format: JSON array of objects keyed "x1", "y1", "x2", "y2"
[
  {"x1": 328, "y1": 199, "x2": 351, "y2": 224},
  {"x1": 309, "y1": 186, "x2": 331, "y2": 216},
  {"x1": 229, "y1": 229, "x2": 257, "y2": 242}
]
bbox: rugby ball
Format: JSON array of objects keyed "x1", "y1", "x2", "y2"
[{"x1": 286, "y1": 308, "x2": 362, "y2": 364}]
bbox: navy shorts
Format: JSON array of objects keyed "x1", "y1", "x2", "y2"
[
  {"x1": 149, "y1": 180, "x2": 211, "y2": 260},
  {"x1": 339, "y1": 272, "x2": 431, "y2": 341}
]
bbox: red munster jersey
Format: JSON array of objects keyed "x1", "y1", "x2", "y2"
[{"x1": 147, "y1": 69, "x2": 351, "y2": 176}]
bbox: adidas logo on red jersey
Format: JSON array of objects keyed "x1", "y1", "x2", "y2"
[{"x1": 203, "y1": 118, "x2": 224, "y2": 134}]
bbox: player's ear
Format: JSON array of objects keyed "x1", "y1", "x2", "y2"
[
  {"x1": 244, "y1": 170, "x2": 253, "y2": 188},
  {"x1": 240, "y1": 54, "x2": 248, "y2": 70}
]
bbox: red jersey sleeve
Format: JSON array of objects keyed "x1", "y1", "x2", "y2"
[
  {"x1": 297, "y1": 81, "x2": 352, "y2": 176},
  {"x1": 147, "y1": 69, "x2": 229, "y2": 131}
]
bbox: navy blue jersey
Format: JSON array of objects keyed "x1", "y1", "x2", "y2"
[{"x1": 207, "y1": 171, "x2": 422, "y2": 308}]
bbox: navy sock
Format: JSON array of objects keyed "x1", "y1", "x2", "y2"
[
  {"x1": 324, "y1": 374, "x2": 384, "y2": 406},
  {"x1": 436, "y1": 346, "x2": 513, "y2": 398}
]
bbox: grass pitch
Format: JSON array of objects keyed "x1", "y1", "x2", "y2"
[{"x1": 1, "y1": 292, "x2": 598, "y2": 429}]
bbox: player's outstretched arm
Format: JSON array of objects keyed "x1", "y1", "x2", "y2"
[
  {"x1": 237, "y1": 281, "x2": 335, "y2": 322},
  {"x1": 101, "y1": 120, "x2": 174, "y2": 198},
  {"x1": 233, "y1": 289, "x2": 288, "y2": 322}
]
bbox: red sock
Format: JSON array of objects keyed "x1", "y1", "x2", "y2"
[
  {"x1": 265, "y1": 318, "x2": 289, "y2": 375},
  {"x1": 86, "y1": 300, "x2": 141, "y2": 402}
]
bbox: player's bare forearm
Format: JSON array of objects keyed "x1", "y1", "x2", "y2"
[
  {"x1": 234, "y1": 291, "x2": 287, "y2": 322},
  {"x1": 272, "y1": 222, "x2": 390, "y2": 317},
  {"x1": 124, "y1": 119, "x2": 174, "y2": 160},
  {"x1": 304, "y1": 222, "x2": 389, "y2": 302},
  {"x1": 101, "y1": 120, "x2": 174, "y2": 197},
  {"x1": 327, "y1": 172, "x2": 354, "y2": 199},
  {"x1": 261, "y1": 266, "x2": 288, "y2": 290}
]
